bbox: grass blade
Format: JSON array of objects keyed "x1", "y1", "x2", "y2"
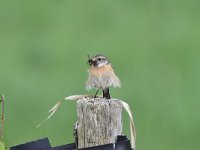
[{"x1": 121, "y1": 100, "x2": 136, "y2": 149}]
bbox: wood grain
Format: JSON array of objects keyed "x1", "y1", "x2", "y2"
[{"x1": 75, "y1": 98, "x2": 123, "y2": 149}]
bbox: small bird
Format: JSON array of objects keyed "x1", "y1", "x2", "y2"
[{"x1": 86, "y1": 54, "x2": 121, "y2": 99}]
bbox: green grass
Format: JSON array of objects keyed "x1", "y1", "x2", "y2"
[{"x1": 0, "y1": 0, "x2": 200, "y2": 150}]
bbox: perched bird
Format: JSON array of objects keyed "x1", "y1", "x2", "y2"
[{"x1": 86, "y1": 54, "x2": 121, "y2": 99}]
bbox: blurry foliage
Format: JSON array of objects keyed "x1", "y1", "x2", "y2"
[
  {"x1": 0, "y1": 141, "x2": 6, "y2": 150},
  {"x1": 0, "y1": 0, "x2": 200, "y2": 150}
]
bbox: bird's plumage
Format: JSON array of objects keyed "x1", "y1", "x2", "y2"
[
  {"x1": 86, "y1": 55, "x2": 121, "y2": 99},
  {"x1": 86, "y1": 64, "x2": 121, "y2": 90}
]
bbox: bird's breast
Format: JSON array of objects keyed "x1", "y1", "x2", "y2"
[
  {"x1": 86, "y1": 64, "x2": 121, "y2": 90},
  {"x1": 89, "y1": 64, "x2": 114, "y2": 76}
]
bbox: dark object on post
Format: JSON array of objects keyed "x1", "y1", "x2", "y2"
[
  {"x1": 9, "y1": 138, "x2": 51, "y2": 150},
  {"x1": 52, "y1": 143, "x2": 76, "y2": 150},
  {"x1": 10, "y1": 136, "x2": 133, "y2": 150}
]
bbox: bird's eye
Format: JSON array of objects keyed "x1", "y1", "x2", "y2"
[{"x1": 97, "y1": 58, "x2": 102, "y2": 61}]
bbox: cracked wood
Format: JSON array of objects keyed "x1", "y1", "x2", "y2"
[{"x1": 75, "y1": 98, "x2": 123, "y2": 149}]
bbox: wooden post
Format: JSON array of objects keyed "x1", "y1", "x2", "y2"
[{"x1": 74, "y1": 97, "x2": 123, "y2": 149}]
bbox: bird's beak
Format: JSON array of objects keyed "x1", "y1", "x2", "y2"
[{"x1": 87, "y1": 57, "x2": 97, "y2": 66}]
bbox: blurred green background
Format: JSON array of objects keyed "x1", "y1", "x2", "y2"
[{"x1": 0, "y1": 0, "x2": 200, "y2": 150}]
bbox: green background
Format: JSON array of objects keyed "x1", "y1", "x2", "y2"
[{"x1": 0, "y1": 0, "x2": 199, "y2": 150}]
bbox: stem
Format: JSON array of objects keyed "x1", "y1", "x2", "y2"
[{"x1": 0, "y1": 94, "x2": 4, "y2": 140}]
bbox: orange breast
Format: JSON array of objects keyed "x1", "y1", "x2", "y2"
[{"x1": 89, "y1": 64, "x2": 114, "y2": 76}]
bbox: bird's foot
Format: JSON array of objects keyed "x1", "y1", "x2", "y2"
[{"x1": 94, "y1": 90, "x2": 99, "y2": 99}]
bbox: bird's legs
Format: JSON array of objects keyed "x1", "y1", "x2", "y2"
[
  {"x1": 94, "y1": 89, "x2": 99, "y2": 99},
  {"x1": 103, "y1": 88, "x2": 111, "y2": 99}
]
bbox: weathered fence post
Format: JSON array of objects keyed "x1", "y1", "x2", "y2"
[{"x1": 74, "y1": 97, "x2": 123, "y2": 149}]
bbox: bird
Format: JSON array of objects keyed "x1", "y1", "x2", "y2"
[{"x1": 86, "y1": 54, "x2": 121, "y2": 99}]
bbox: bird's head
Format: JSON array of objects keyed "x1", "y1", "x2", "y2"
[{"x1": 87, "y1": 54, "x2": 110, "y2": 67}]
